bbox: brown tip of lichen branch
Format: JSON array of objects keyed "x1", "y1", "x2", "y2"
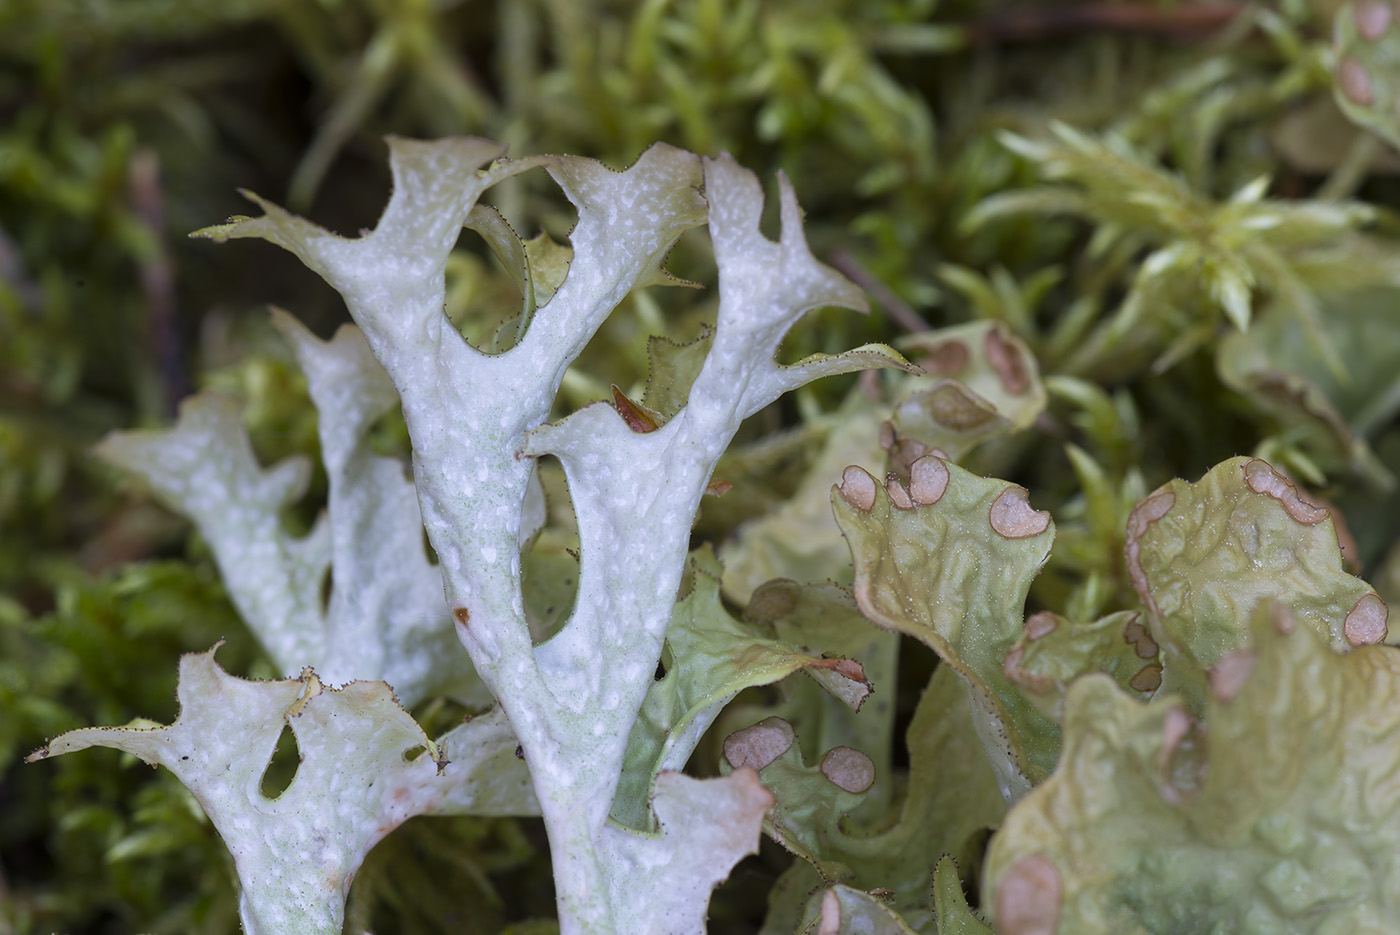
[
  {"x1": 997, "y1": 855, "x2": 1061, "y2": 935},
  {"x1": 837, "y1": 466, "x2": 878, "y2": 512},
  {"x1": 813, "y1": 657, "x2": 867, "y2": 684},
  {"x1": 453, "y1": 607, "x2": 470, "y2": 626},
  {"x1": 610, "y1": 385, "x2": 661, "y2": 433},
  {"x1": 989, "y1": 486, "x2": 1050, "y2": 538}
]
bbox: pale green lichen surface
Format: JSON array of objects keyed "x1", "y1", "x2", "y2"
[
  {"x1": 27, "y1": 646, "x2": 533, "y2": 935},
  {"x1": 832, "y1": 454, "x2": 1056, "y2": 798},
  {"x1": 986, "y1": 601, "x2": 1400, "y2": 935},
  {"x1": 1125, "y1": 456, "x2": 1389, "y2": 707}
]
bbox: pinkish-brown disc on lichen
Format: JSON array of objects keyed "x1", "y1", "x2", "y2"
[
  {"x1": 989, "y1": 486, "x2": 1050, "y2": 538},
  {"x1": 1155, "y1": 704, "x2": 1201, "y2": 804},
  {"x1": 909, "y1": 455, "x2": 950, "y2": 505},
  {"x1": 745, "y1": 579, "x2": 801, "y2": 622},
  {"x1": 996, "y1": 855, "x2": 1061, "y2": 935},
  {"x1": 820, "y1": 746, "x2": 875, "y2": 794},
  {"x1": 887, "y1": 436, "x2": 930, "y2": 482},
  {"x1": 1209, "y1": 649, "x2": 1258, "y2": 702},
  {"x1": 885, "y1": 475, "x2": 915, "y2": 510},
  {"x1": 1242, "y1": 459, "x2": 1328, "y2": 524},
  {"x1": 923, "y1": 381, "x2": 999, "y2": 431},
  {"x1": 1122, "y1": 616, "x2": 1159, "y2": 659},
  {"x1": 1340, "y1": 57, "x2": 1376, "y2": 106},
  {"x1": 838, "y1": 466, "x2": 877, "y2": 512},
  {"x1": 1344, "y1": 592, "x2": 1389, "y2": 646},
  {"x1": 723, "y1": 717, "x2": 795, "y2": 771},
  {"x1": 1003, "y1": 647, "x2": 1054, "y2": 694},
  {"x1": 985, "y1": 325, "x2": 1030, "y2": 394},
  {"x1": 1356, "y1": 0, "x2": 1394, "y2": 39},
  {"x1": 1159, "y1": 705, "x2": 1194, "y2": 765},
  {"x1": 1127, "y1": 490, "x2": 1175, "y2": 536},
  {"x1": 818, "y1": 890, "x2": 841, "y2": 931},
  {"x1": 1125, "y1": 490, "x2": 1176, "y2": 609},
  {"x1": 1024, "y1": 611, "x2": 1059, "y2": 641},
  {"x1": 878, "y1": 420, "x2": 896, "y2": 451},
  {"x1": 920, "y1": 339, "x2": 970, "y2": 374},
  {"x1": 1129, "y1": 664, "x2": 1163, "y2": 694}
]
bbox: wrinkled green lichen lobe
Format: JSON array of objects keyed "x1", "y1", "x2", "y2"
[
  {"x1": 1105, "y1": 850, "x2": 1257, "y2": 935},
  {"x1": 1130, "y1": 458, "x2": 1381, "y2": 672},
  {"x1": 989, "y1": 602, "x2": 1400, "y2": 935}
]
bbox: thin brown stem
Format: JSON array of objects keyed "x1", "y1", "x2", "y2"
[
  {"x1": 965, "y1": 3, "x2": 1247, "y2": 44},
  {"x1": 829, "y1": 248, "x2": 932, "y2": 334},
  {"x1": 129, "y1": 149, "x2": 187, "y2": 414}
]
